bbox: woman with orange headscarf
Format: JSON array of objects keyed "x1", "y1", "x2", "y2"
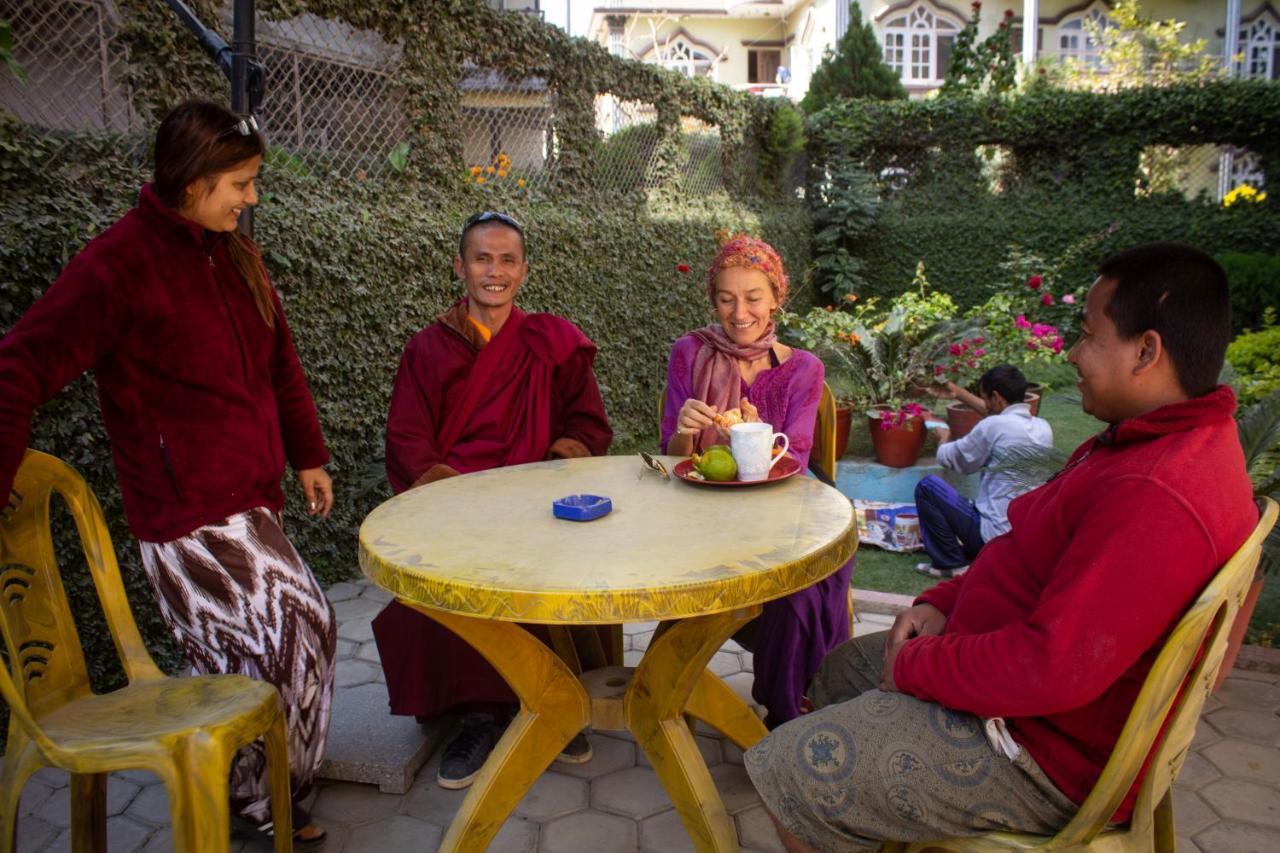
[{"x1": 660, "y1": 235, "x2": 852, "y2": 727}]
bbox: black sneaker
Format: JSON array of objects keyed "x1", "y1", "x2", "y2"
[
  {"x1": 437, "y1": 712, "x2": 500, "y2": 789},
  {"x1": 555, "y1": 731, "x2": 593, "y2": 765}
]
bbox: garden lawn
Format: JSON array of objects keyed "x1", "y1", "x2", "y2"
[{"x1": 850, "y1": 390, "x2": 1277, "y2": 648}]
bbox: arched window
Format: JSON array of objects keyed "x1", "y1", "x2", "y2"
[
  {"x1": 1239, "y1": 15, "x2": 1280, "y2": 80},
  {"x1": 879, "y1": 3, "x2": 962, "y2": 88},
  {"x1": 646, "y1": 37, "x2": 717, "y2": 80},
  {"x1": 1057, "y1": 4, "x2": 1109, "y2": 68}
]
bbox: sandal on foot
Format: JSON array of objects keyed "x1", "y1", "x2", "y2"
[{"x1": 232, "y1": 803, "x2": 327, "y2": 849}]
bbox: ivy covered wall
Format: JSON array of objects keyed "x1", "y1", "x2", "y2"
[
  {"x1": 806, "y1": 81, "x2": 1280, "y2": 306},
  {"x1": 0, "y1": 0, "x2": 811, "y2": 688}
]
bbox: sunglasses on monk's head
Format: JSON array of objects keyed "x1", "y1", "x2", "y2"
[
  {"x1": 638, "y1": 451, "x2": 670, "y2": 481},
  {"x1": 459, "y1": 211, "x2": 526, "y2": 257}
]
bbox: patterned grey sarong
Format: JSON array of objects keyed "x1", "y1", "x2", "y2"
[
  {"x1": 745, "y1": 631, "x2": 1077, "y2": 851},
  {"x1": 140, "y1": 507, "x2": 336, "y2": 822}
]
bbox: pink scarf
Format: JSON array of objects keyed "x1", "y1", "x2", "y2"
[{"x1": 689, "y1": 322, "x2": 778, "y2": 450}]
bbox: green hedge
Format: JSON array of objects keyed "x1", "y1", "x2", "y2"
[
  {"x1": 0, "y1": 120, "x2": 810, "y2": 688},
  {"x1": 807, "y1": 82, "x2": 1280, "y2": 306}
]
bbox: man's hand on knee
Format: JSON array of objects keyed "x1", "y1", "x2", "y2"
[{"x1": 881, "y1": 603, "x2": 946, "y2": 692}]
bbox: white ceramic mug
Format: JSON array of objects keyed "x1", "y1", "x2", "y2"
[{"x1": 729, "y1": 422, "x2": 789, "y2": 482}]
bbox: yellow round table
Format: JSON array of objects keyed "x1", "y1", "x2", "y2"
[{"x1": 359, "y1": 455, "x2": 857, "y2": 852}]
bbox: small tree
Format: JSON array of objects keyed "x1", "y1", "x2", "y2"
[
  {"x1": 940, "y1": 2, "x2": 1016, "y2": 98},
  {"x1": 1069, "y1": 0, "x2": 1221, "y2": 91},
  {"x1": 801, "y1": 2, "x2": 905, "y2": 113}
]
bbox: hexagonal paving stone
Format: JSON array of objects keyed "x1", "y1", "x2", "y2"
[
  {"x1": 1215, "y1": 678, "x2": 1280, "y2": 710},
  {"x1": 721, "y1": 672, "x2": 757, "y2": 708},
  {"x1": 637, "y1": 734, "x2": 722, "y2": 769},
  {"x1": 402, "y1": 764, "x2": 467, "y2": 827},
  {"x1": 1170, "y1": 788, "x2": 1219, "y2": 837},
  {"x1": 709, "y1": 763, "x2": 762, "y2": 814},
  {"x1": 1175, "y1": 751, "x2": 1224, "y2": 791},
  {"x1": 631, "y1": 630, "x2": 655, "y2": 652},
  {"x1": 334, "y1": 658, "x2": 381, "y2": 688},
  {"x1": 709, "y1": 651, "x2": 745, "y2": 677},
  {"x1": 593, "y1": 766, "x2": 673, "y2": 819},
  {"x1": 1194, "y1": 819, "x2": 1280, "y2": 852},
  {"x1": 335, "y1": 637, "x2": 359, "y2": 659},
  {"x1": 356, "y1": 640, "x2": 384, "y2": 664},
  {"x1": 310, "y1": 781, "x2": 401, "y2": 825},
  {"x1": 1203, "y1": 737, "x2": 1280, "y2": 784},
  {"x1": 723, "y1": 742, "x2": 745, "y2": 766},
  {"x1": 325, "y1": 581, "x2": 362, "y2": 602},
  {"x1": 360, "y1": 584, "x2": 393, "y2": 604},
  {"x1": 1175, "y1": 835, "x2": 1203, "y2": 852},
  {"x1": 624, "y1": 651, "x2": 644, "y2": 667},
  {"x1": 552, "y1": 733, "x2": 637, "y2": 780},
  {"x1": 34, "y1": 785, "x2": 71, "y2": 828},
  {"x1": 511, "y1": 770, "x2": 589, "y2": 820},
  {"x1": 346, "y1": 814, "x2": 441, "y2": 851},
  {"x1": 13, "y1": 814, "x2": 59, "y2": 851},
  {"x1": 332, "y1": 597, "x2": 384, "y2": 621},
  {"x1": 337, "y1": 616, "x2": 375, "y2": 644},
  {"x1": 735, "y1": 804, "x2": 787, "y2": 852},
  {"x1": 19, "y1": 778, "x2": 56, "y2": 817},
  {"x1": 1191, "y1": 718, "x2": 1223, "y2": 751},
  {"x1": 125, "y1": 784, "x2": 171, "y2": 826},
  {"x1": 541, "y1": 810, "x2": 637, "y2": 853},
  {"x1": 106, "y1": 775, "x2": 142, "y2": 817},
  {"x1": 1200, "y1": 778, "x2": 1280, "y2": 828},
  {"x1": 43, "y1": 815, "x2": 154, "y2": 853},
  {"x1": 1205, "y1": 706, "x2": 1280, "y2": 744},
  {"x1": 639, "y1": 807, "x2": 697, "y2": 852},
  {"x1": 30, "y1": 768, "x2": 68, "y2": 789},
  {"x1": 489, "y1": 816, "x2": 539, "y2": 853}
]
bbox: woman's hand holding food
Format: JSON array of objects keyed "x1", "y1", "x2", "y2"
[{"x1": 678, "y1": 398, "x2": 719, "y2": 435}]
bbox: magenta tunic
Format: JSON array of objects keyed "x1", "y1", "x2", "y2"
[{"x1": 661, "y1": 334, "x2": 852, "y2": 726}]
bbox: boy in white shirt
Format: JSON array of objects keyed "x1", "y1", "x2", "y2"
[{"x1": 915, "y1": 365, "x2": 1054, "y2": 578}]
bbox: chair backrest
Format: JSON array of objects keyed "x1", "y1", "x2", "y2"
[
  {"x1": 656, "y1": 378, "x2": 840, "y2": 485},
  {"x1": 1052, "y1": 497, "x2": 1278, "y2": 846},
  {"x1": 810, "y1": 382, "x2": 838, "y2": 485},
  {"x1": 0, "y1": 450, "x2": 161, "y2": 733}
]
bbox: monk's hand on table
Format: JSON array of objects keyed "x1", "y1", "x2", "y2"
[
  {"x1": 298, "y1": 468, "x2": 333, "y2": 519},
  {"x1": 880, "y1": 603, "x2": 946, "y2": 693},
  {"x1": 677, "y1": 398, "x2": 718, "y2": 435}
]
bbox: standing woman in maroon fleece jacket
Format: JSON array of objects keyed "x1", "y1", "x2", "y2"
[{"x1": 0, "y1": 101, "x2": 334, "y2": 845}]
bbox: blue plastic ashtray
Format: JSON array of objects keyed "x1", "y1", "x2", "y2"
[{"x1": 552, "y1": 494, "x2": 612, "y2": 522}]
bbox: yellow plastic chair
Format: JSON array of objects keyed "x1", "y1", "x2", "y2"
[
  {"x1": 880, "y1": 497, "x2": 1278, "y2": 853},
  {"x1": 657, "y1": 379, "x2": 856, "y2": 635},
  {"x1": 0, "y1": 450, "x2": 292, "y2": 853}
]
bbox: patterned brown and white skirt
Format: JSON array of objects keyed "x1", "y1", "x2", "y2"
[{"x1": 139, "y1": 507, "x2": 337, "y2": 822}]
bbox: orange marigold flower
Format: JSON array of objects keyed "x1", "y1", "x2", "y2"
[
  {"x1": 486, "y1": 166, "x2": 496, "y2": 175},
  {"x1": 469, "y1": 165, "x2": 482, "y2": 175},
  {"x1": 844, "y1": 293, "x2": 858, "y2": 303},
  {"x1": 476, "y1": 176, "x2": 486, "y2": 185},
  {"x1": 497, "y1": 169, "x2": 508, "y2": 178},
  {"x1": 517, "y1": 178, "x2": 526, "y2": 188}
]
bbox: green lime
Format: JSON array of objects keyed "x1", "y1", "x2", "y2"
[{"x1": 694, "y1": 447, "x2": 738, "y2": 481}]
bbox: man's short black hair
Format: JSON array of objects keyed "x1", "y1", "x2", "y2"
[
  {"x1": 459, "y1": 211, "x2": 525, "y2": 259},
  {"x1": 1097, "y1": 243, "x2": 1231, "y2": 398},
  {"x1": 979, "y1": 364, "x2": 1028, "y2": 404}
]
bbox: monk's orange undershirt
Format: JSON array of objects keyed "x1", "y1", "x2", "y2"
[{"x1": 467, "y1": 315, "x2": 492, "y2": 343}]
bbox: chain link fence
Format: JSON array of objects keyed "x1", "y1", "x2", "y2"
[
  {"x1": 0, "y1": 0, "x2": 750, "y2": 196},
  {"x1": 0, "y1": 0, "x2": 146, "y2": 167}
]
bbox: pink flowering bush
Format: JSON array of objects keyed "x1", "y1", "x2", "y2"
[{"x1": 878, "y1": 402, "x2": 927, "y2": 431}]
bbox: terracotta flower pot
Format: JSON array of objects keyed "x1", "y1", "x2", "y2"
[
  {"x1": 834, "y1": 404, "x2": 853, "y2": 460},
  {"x1": 946, "y1": 402, "x2": 984, "y2": 439},
  {"x1": 867, "y1": 407, "x2": 927, "y2": 468},
  {"x1": 1025, "y1": 382, "x2": 1043, "y2": 416}
]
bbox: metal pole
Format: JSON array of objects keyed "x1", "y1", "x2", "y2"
[
  {"x1": 1021, "y1": 0, "x2": 1040, "y2": 73},
  {"x1": 232, "y1": 0, "x2": 257, "y2": 236},
  {"x1": 1218, "y1": 0, "x2": 1242, "y2": 201}
]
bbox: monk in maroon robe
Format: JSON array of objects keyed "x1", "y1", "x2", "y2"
[{"x1": 372, "y1": 212, "x2": 612, "y2": 789}]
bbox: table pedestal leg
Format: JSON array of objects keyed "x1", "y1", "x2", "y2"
[
  {"x1": 624, "y1": 606, "x2": 768, "y2": 853},
  {"x1": 405, "y1": 604, "x2": 589, "y2": 853}
]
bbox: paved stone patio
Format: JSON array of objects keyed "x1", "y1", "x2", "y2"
[{"x1": 8, "y1": 579, "x2": 1280, "y2": 852}]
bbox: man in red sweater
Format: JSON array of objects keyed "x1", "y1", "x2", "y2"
[{"x1": 745, "y1": 244, "x2": 1258, "y2": 851}]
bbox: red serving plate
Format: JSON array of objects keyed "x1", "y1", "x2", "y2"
[{"x1": 673, "y1": 455, "x2": 802, "y2": 487}]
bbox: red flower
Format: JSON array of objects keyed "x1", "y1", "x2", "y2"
[
  {"x1": 1041, "y1": 293, "x2": 1054, "y2": 306},
  {"x1": 971, "y1": 1, "x2": 981, "y2": 9},
  {"x1": 677, "y1": 263, "x2": 690, "y2": 274},
  {"x1": 949, "y1": 343, "x2": 963, "y2": 356},
  {"x1": 1027, "y1": 274, "x2": 1043, "y2": 289},
  {"x1": 1004, "y1": 9, "x2": 1014, "y2": 18},
  {"x1": 934, "y1": 366, "x2": 946, "y2": 375},
  {"x1": 973, "y1": 336, "x2": 985, "y2": 345}
]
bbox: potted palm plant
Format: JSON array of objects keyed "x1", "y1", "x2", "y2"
[{"x1": 779, "y1": 268, "x2": 978, "y2": 467}]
